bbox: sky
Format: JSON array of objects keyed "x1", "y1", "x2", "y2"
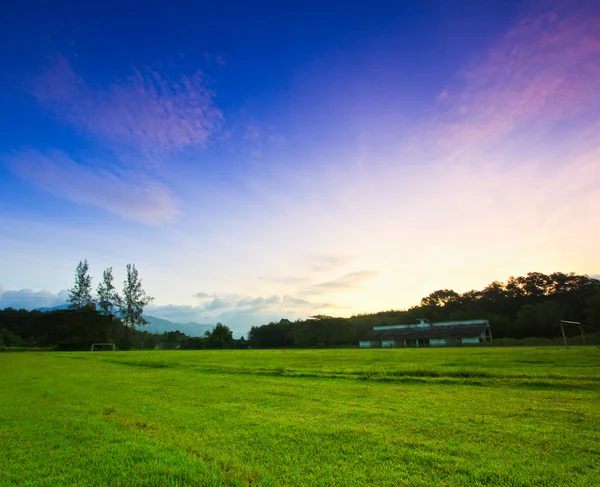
[{"x1": 1, "y1": 0, "x2": 599, "y2": 334}]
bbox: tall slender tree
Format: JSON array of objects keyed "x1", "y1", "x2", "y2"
[
  {"x1": 119, "y1": 264, "x2": 153, "y2": 332},
  {"x1": 68, "y1": 259, "x2": 94, "y2": 309},
  {"x1": 97, "y1": 267, "x2": 121, "y2": 317}
]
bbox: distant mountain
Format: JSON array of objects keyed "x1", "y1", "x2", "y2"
[
  {"x1": 36, "y1": 304, "x2": 70, "y2": 312},
  {"x1": 35, "y1": 305, "x2": 213, "y2": 337},
  {"x1": 143, "y1": 315, "x2": 213, "y2": 337}
]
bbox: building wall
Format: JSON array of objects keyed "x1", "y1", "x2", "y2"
[{"x1": 361, "y1": 331, "x2": 490, "y2": 348}]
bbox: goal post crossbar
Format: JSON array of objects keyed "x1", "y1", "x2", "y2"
[
  {"x1": 559, "y1": 321, "x2": 599, "y2": 347},
  {"x1": 91, "y1": 343, "x2": 116, "y2": 351}
]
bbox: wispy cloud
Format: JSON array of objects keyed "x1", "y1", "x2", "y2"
[
  {"x1": 436, "y1": 9, "x2": 600, "y2": 149},
  {"x1": 313, "y1": 302, "x2": 351, "y2": 310},
  {"x1": 149, "y1": 292, "x2": 335, "y2": 333},
  {"x1": 11, "y1": 58, "x2": 224, "y2": 223},
  {"x1": 204, "y1": 297, "x2": 229, "y2": 311},
  {"x1": 203, "y1": 51, "x2": 226, "y2": 66},
  {"x1": 244, "y1": 124, "x2": 262, "y2": 141},
  {"x1": 302, "y1": 270, "x2": 379, "y2": 296},
  {"x1": 260, "y1": 276, "x2": 311, "y2": 286},
  {"x1": 309, "y1": 254, "x2": 356, "y2": 273},
  {"x1": 9, "y1": 150, "x2": 177, "y2": 224},
  {"x1": 193, "y1": 292, "x2": 314, "y2": 312},
  {"x1": 193, "y1": 292, "x2": 214, "y2": 299},
  {"x1": 30, "y1": 58, "x2": 224, "y2": 160},
  {"x1": 235, "y1": 121, "x2": 286, "y2": 159},
  {"x1": 193, "y1": 292, "x2": 243, "y2": 301}
]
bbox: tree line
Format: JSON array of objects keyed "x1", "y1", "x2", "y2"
[
  {"x1": 0, "y1": 260, "x2": 242, "y2": 350},
  {"x1": 0, "y1": 308, "x2": 245, "y2": 350},
  {"x1": 3, "y1": 269, "x2": 599, "y2": 350},
  {"x1": 247, "y1": 272, "x2": 600, "y2": 348},
  {"x1": 153, "y1": 324, "x2": 247, "y2": 350}
]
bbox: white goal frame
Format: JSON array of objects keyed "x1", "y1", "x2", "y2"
[
  {"x1": 559, "y1": 321, "x2": 599, "y2": 347},
  {"x1": 91, "y1": 343, "x2": 116, "y2": 351}
]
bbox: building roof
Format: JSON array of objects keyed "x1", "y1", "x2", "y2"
[
  {"x1": 363, "y1": 322, "x2": 489, "y2": 341},
  {"x1": 373, "y1": 319, "x2": 488, "y2": 331}
]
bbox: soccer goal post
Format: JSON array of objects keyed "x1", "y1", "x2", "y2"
[
  {"x1": 559, "y1": 321, "x2": 599, "y2": 347},
  {"x1": 91, "y1": 343, "x2": 116, "y2": 351}
]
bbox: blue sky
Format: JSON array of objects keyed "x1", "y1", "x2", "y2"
[{"x1": 1, "y1": 0, "x2": 599, "y2": 334}]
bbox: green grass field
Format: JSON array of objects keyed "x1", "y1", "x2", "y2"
[{"x1": 1, "y1": 348, "x2": 599, "y2": 486}]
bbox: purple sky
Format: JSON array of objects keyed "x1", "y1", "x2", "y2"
[{"x1": 1, "y1": 0, "x2": 599, "y2": 333}]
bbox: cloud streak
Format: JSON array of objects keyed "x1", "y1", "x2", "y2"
[
  {"x1": 9, "y1": 150, "x2": 177, "y2": 224},
  {"x1": 436, "y1": 9, "x2": 600, "y2": 149},
  {"x1": 11, "y1": 58, "x2": 225, "y2": 223},
  {"x1": 309, "y1": 254, "x2": 356, "y2": 272},
  {"x1": 193, "y1": 292, "x2": 315, "y2": 312},
  {"x1": 302, "y1": 270, "x2": 379, "y2": 296},
  {"x1": 30, "y1": 58, "x2": 224, "y2": 160}
]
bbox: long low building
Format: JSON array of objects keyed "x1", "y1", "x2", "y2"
[{"x1": 359, "y1": 319, "x2": 492, "y2": 348}]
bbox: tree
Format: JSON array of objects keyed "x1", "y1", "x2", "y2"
[
  {"x1": 516, "y1": 272, "x2": 553, "y2": 297},
  {"x1": 0, "y1": 329, "x2": 23, "y2": 348},
  {"x1": 516, "y1": 301, "x2": 563, "y2": 338},
  {"x1": 586, "y1": 291, "x2": 600, "y2": 331},
  {"x1": 97, "y1": 267, "x2": 121, "y2": 317},
  {"x1": 236, "y1": 335, "x2": 248, "y2": 349},
  {"x1": 119, "y1": 264, "x2": 153, "y2": 333},
  {"x1": 68, "y1": 259, "x2": 94, "y2": 309},
  {"x1": 205, "y1": 322, "x2": 233, "y2": 349},
  {"x1": 292, "y1": 315, "x2": 354, "y2": 347},
  {"x1": 420, "y1": 289, "x2": 460, "y2": 308},
  {"x1": 247, "y1": 319, "x2": 294, "y2": 348}
]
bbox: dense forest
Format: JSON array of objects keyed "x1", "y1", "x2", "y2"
[
  {"x1": 1, "y1": 271, "x2": 599, "y2": 350},
  {"x1": 247, "y1": 272, "x2": 600, "y2": 348}
]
